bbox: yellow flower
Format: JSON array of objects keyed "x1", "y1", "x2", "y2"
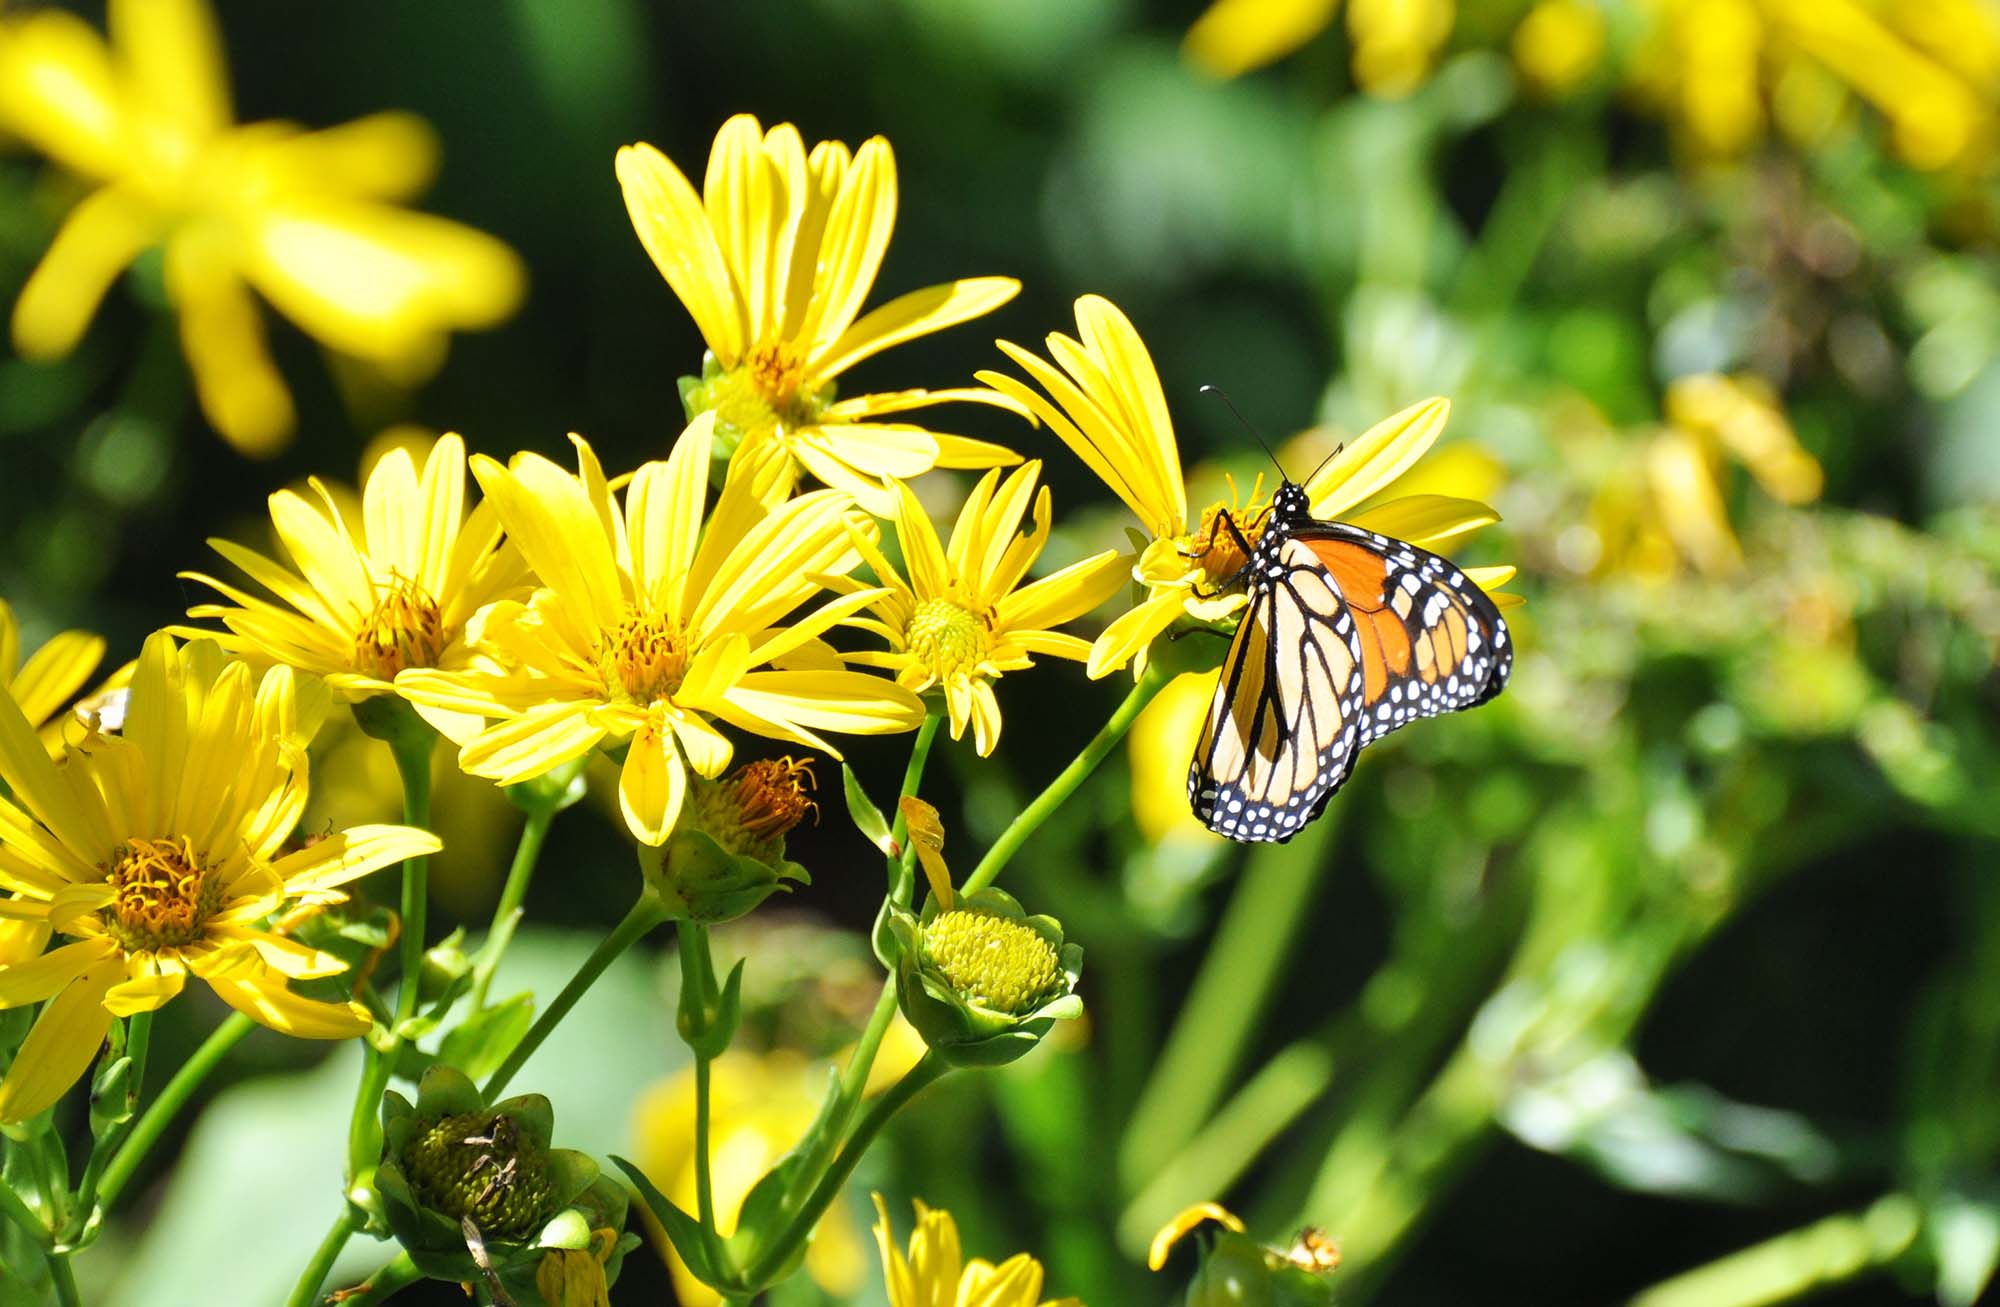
[
  {"x1": 0, "y1": 597, "x2": 119, "y2": 746},
  {"x1": 977, "y1": 295, "x2": 1515, "y2": 680},
  {"x1": 615, "y1": 114, "x2": 1024, "y2": 516},
  {"x1": 1513, "y1": 0, "x2": 1609, "y2": 96},
  {"x1": 179, "y1": 434, "x2": 529, "y2": 716},
  {"x1": 1184, "y1": 0, "x2": 1455, "y2": 96},
  {"x1": 1630, "y1": 0, "x2": 1999, "y2": 170},
  {"x1": 1127, "y1": 669, "x2": 1227, "y2": 848},
  {"x1": 832, "y1": 463, "x2": 1125, "y2": 754},
  {"x1": 873, "y1": 1193, "x2": 1082, "y2": 1307},
  {"x1": 632, "y1": 1050, "x2": 872, "y2": 1307},
  {"x1": 0, "y1": 0, "x2": 523, "y2": 453},
  {"x1": 0, "y1": 633, "x2": 440, "y2": 1122},
  {"x1": 398, "y1": 419, "x2": 926, "y2": 845}
]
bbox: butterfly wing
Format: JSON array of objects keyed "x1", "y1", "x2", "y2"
[
  {"x1": 1189, "y1": 525, "x2": 1512, "y2": 844},
  {"x1": 1189, "y1": 537, "x2": 1368, "y2": 843}
]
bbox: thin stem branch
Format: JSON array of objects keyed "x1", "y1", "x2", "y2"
[
  {"x1": 95, "y1": 1011, "x2": 254, "y2": 1214},
  {"x1": 962, "y1": 664, "x2": 1168, "y2": 895},
  {"x1": 286, "y1": 1207, "x2": 362, "y2": 1307},
  {"x1": 885, "y1": 713, "x2": 944, "y2": 898},
  {"x1": 0, "y1": 1175, "x2": 46, "y2": 1244},
  {"x1": 1627, "y1": 1194, "x2": 1921, "y2": 1307},
  {"x1": 677, "y1": 920, "x2": 721, "y2": 1237},
  {"x1": 742, "y1": 1055, "x2": 945, "y2": 1289},
  {"x1": 331, "y1": 1252, "x2": 423, "y2": 1307},
  {"x1": 469, "y1": 802, "x2": 556, "y2": 1013},
  {"x1": 482, "y1": 896, "x2": 668, "y2": 1102}
]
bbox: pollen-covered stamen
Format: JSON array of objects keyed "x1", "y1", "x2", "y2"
[
  {"x1": 923, "y1": 910, "x2": 1062, "y2": 1015},
  {"x1": 1185, "y1": 477, "x2": 1272, "y2": 587},
  {"x1": 728, "y1": 756, "x2": 818, "y2": 840},
  {"x1": 354, "y1": 573, "x2": 447, "y2": 678},
  {"x1": 102, "y1": 836, "x2": 223, "y2": 952},
  {"x1": 905, "y1": 598, "x2": 991, "y2": 684},
  {"x1": 746, "y1": 341, "x2": 808, "y2": 407},
  {"x1": 604, "y1": 609, "x2": 690, "y2": 704}
]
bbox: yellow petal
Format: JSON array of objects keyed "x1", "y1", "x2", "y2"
[
  {"x1": 0, "y1": 937, "x2": 116, "y2": 1009},
  {"x1": 618, "y1": 713, "x2": 687, "y2": 846},
  {"x1": 268, "y1": 823, "x2": 443, "y2": 895},
  {"x1": 459, "y1": 703, "x2": 609, "y2": 785},
  {"x1": 472, "y1": 450, "x2": 624, "y2": 632},
  {"x1": 617, "y1": 141, "x2": 745, "y2": 364},
  {"x1": 995, "y1": 549, "x2": 1128, "y2": 634},
  {"x1": 0, "y1": 669, "x2": 110, "y2": 858},
  {"x1": 669, "y1": 712, "x2": 733, "y2": 780},
  {"x1": 0, "y1": 10, "x2": 125, "y2": 177},
  {"x1": 164, "y1": 240, "x2": 294, "y2": 454},
  {"x1": 9, "y1": 631, "x2": 106, "y2": 728},
  {"x1": 1185, "y1": 0, "x2": 1340, "y2": 77},
  {"x1": 0, "y1": 954, "x2": 122, "y2": 1121},
  {"x1": 813, "y1": 277, "x2": 1020, "y2": 382},
  {"x1": 1304, "y1": 397, "x2": 1450, "y2": 522},
  {"x1": 12, "y1": 185, "x2": 158, "y2": 359},
  {"x1": 1087, "y1": 591, "x2": 1185, "y2": 680},
  {"x1": 204, "y1": 970, "x2": 371, "y2": 1039},
  {"x1": 109, "y1": 0, "x2": 232, "y2": 146},
  {"x1": 629, "y1": 413, "x2": 716, "y2": 622},
  {"x1": 103, "y1": 961, "x2": 188, "y2": 1017},
  {"x1": 722, "y1": 670, "x2": 926, "y2": 743},
  {"x1": 266, "y1": 111, "x2": 438, "y2": 202},
  {"x1": 1148, "y1": 1200, "x2": 1247, "y2": 1270},
  {"x1": 891, "y1": 479, "x2": 951, "y2": 601},
  {"x1": 1342, "y1": 494, "x2": 1499, "y2": 549},
  {"x1": 797, "y1": 135, "x2": 895, "y2": 351}
]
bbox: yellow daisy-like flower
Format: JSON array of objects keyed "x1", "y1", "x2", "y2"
[
  {"x1": 179, "y1": 433, "x2": 530, "y2": 711},
  {"x1": 0, "y1": 0, "x2": 523, "y2": 453},
  {"x1": 398, "y1": 417, "x2": 926, "y2": 845},
  {"x1": 615, "y1": 114, "x2": 1024, "y2": 516},
  {"x1": 0, "y1": 633, "x2": 440, "y2": 1122},
  {"x1": 977, "y1": 295, "x2": 1517, "y2": 680},
  {"x1": 1184, "y1": 0, "x2": 1455, "y2": 97},
  {"x1": 872, "y1": 1193, "x2": 1082, "y2": 1307},
  {"x1": 831, "y1": 463, "x2": 1125, "y2": 755}
]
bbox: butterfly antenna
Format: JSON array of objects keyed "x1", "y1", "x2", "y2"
[{"x1": 1199, "y1": 384, "x2": 1289, "y2": 480}]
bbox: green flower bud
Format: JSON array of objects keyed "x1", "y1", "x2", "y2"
[
  {"x1": 375, "y1": 1066, "x2": 622, "y2": 1287},
  {"x1": 640, "y1": 758, "x2": 815, "y2": 924},
  {"x1": 886, "y1": 887, "x2": 1082, "y2": 1068}
]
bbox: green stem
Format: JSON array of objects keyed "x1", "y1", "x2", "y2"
[
  {"x1": 742, "y1": 1055, "x2": 946, "y2": 1289},
  {"x1": 286, "y1": 1207, "x2": 362, "y2": 1307},
  {"x1": 332, "y1": 1252, "x2": 423, "y2": 1307},
  {"x1": 677, "y1": 920, "x2": 720, "y2": 1236},
  {"x1": 63, "y1": 1009, "x2": 153, "y2": 1240},
  {"x1": 482, "y1": 896, "x2": 668, "y2": 1102},
  {"x1": 44, "y1": 1249, "x2": 80, "y2": 1307},
  {"x1": 885, "y1": 713, "x2": 944, "y2": 898},
  {"x1": 389, "y1": 734, "x2": 434, "y2": 1030},
  {"x1": 94, "y1": 1011, "x2": 254, "y2": 1215},
  {"x1": 961, "y1": 664, "x2": 1168, "y2": 895},
  {"x1": 1627, "y1": 1195, "x2": 1921, "y2": 1307},
  {"x1": 0, "y1": 1175, "x2": 46, "y2": 1244},
  {"x1": 469, "y1": 803, "x2": 556, "y2": 1013}
]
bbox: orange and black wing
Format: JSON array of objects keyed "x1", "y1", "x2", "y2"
[
  {"x1": 1189, "y1": 526, "x2": 1510, "y2": 844},
  {"x1": 1189, "y1": 537, "x2": 1368, "y2": 842}
]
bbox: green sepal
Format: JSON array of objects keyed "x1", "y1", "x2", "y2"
[
  {"x1": 680, "y1": 959, "x2": 745, "y2": 1059},
  {"x1": 610, "y1": 1155, "x2": 732, "y2": 1291},
  {"x1": 677, "y1": 373, "x2": 706, "y2": 424},
  {"x1": 504, "y1": 753, "x2": 589, "y2": 815},
  {"x1": 438, "y1": 991, "x2": 537, "y2": 1081},
  {"x1": 841, "y1": 763, "x2": 897, "y2": 857},
  {"x1": 87, "y1": 1053, "x2": 135, "y2": 1140},
  {"x1": 640, "y1": 827, "x2": 808, "y2": 925},
  {"x1": 350, "y1": 693, "x2": 435, "y2": 749}
]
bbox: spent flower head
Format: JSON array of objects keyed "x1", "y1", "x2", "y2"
[
  {"x1": 978, "y1": 295, "x2": 1516, "y2": 679},
  {"x1": 180, "y1": 434, "x2": 530, "y2": 716},
  {"x1": 0, "y1": 0, "x2": 523, "y2": 452},
  {"x1": 0, "y1": 633, "x2": 439, "y2": 1121},
  {"x1": 832, "y1": 463, "x2": 1125, "y2": 754},
  {"x1": 398, "y1": 417, "x2": 925, "y2": 845},
  {"x1": 616, "y1": 114, "x2": 1025, "y2": 515}
]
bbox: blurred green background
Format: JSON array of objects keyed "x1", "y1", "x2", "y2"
[{"x1": 2, "y1": 1, "x2": 1998, "y2": 1304}]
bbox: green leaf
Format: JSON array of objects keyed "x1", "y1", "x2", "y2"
[
  {"x1": 842, "y1": 763, "x2": 897, "y2": 856},
  {"x1": 609, "y1": 1155, "x2": 730, "y2": 1290},
  {"x1": 438, "y1": 992, "x2": 537, "y2": 1081}
]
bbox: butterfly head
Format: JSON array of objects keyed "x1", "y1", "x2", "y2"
[{"x1": 1268, "y1": 479, "x2": 1313, "y2": 527}]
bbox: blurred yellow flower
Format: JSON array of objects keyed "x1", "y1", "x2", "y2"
[
  {"x1": 1128, "y1": 669, "x2": 1227, "y2": 847},
  {"x1": 632, "y1": 1049, "x2": 873, "y2": 1307},
  {"x1": 978, "y1": 295, "x2": 1514, "y2": 680},
  {"x1": 1513, "y1": 0, "x2": 1608, "y2": 96},
  {"x1": 0, "y1": 0, "x2": 524, "y2": 453},
  {"x1": 832, "y1": 463, "x2": 1125, "y2": 754},
  {"x1": 0, "y1": 633, "x2": 439, "y2": 1121},
  {"x1": 616, "y1": 114, "x2": 1023, "y2": 516},
  {"x1": 1630, "y1": 0, "x2": 2000, "y2": 169},
  {"x1": 181, "y1": 434, "x2": 530, "y2": 715},
  {"x1": 1184, "y1": 0, "x2": 1455, "y2": 97},
  {"x1": 873, "y1": 1193, "x2": 1082, "y2": 1307},
  {"x1": 399, "y1": 420, "x2": 925, "y2": 845}
]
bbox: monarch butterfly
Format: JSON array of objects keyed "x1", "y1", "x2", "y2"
[{"x1": 1188, "y1": 478, "x2": 1512, "y2": 843}]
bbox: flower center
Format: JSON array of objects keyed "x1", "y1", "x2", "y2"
[
  {"x1": 605, "y1": 609, "x2": 690, "y2": 704},
  {"x1": 402, "y1": 1110, "x2": 554, "y2": 1241},
  {"x1": 746, "y1": 341, "x2": 809, "y2": 407},
  {"x1": 728, "y1": 756, "x2": 818, "y2": 840},
  {"x1": 686, "y1": 346, "x2": 831, "y2": 445},
  {"x1": 103, "y1": 837, "x2": 221, "y2": 952},
  {"x1": 1187, "y1": 498, "x2": 1266, "y2": 586},
  {"x1": 906, "y1": 598, "x2": 990, "y2": 682},
  {"x1": 923, "y1": 910, "x2": 1062, "y2": 1015},
  {"x1": 354, "y1": 574, "x2": 447, "y2": 678}
]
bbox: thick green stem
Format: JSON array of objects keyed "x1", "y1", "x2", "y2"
[
  {"x1": 1627, "y1": 1195, "x2": 1921, "y2": 1307},
  {"x1": 677, "y1": 921, "x2": 720, "y2": 1234},
  {"x1": 482, "y1": 896, "x2": 668, "y2": 1102},
  {"x1": 742, "y1": 1056, "x2": 946, "y2": 1289},
  {"x1": 95, "y1": 1011, "x2": 254, "y2": 1215},
  {"x1": 389, "y1": 734, "x2": 434, "y2": 1029},
  {"x1": 44, "y1": 1249, "x2": 80, "y2": 1307},
  {"x1": 330, "y1": 1252, "x2": 423, "y2": 1307},
  {"x1": 286, "y1": 1207, "x2": 362, "y2": 1307},
  {"x1": 0, "y1": 1175, "x2": 46, "y2": 1245},
  {"x1": 470, "y1": 802, "x2": 556, "y2": 1013},
  {"x1": 962, "y1": 664, "x2": 1168, "y2": 895}
]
